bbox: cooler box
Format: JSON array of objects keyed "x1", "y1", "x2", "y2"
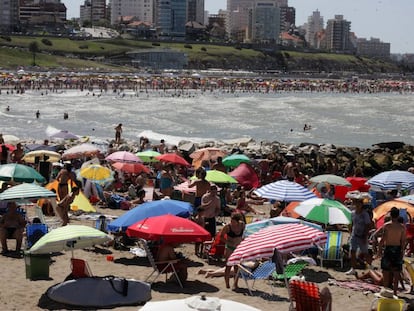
[{"x1": 24, "y1": 252, "x2": 50, "y2": 280}]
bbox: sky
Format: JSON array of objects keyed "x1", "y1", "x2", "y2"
[{"x1": 63, "y1": 0, "x2": 414, "y2": 54}]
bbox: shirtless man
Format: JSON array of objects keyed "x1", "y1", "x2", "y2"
[
  {"x1": 0, "y1": 202, "x2": 26, "y2": 254},
  {"x1": 10, "y1": 143, "x2": 24, "y2": 163},
  {"x1": 379, "y1": 207, "x2": 406, "y2": 296},
  {"x1": 156, "y1": 243, "x2": 188, "y2": 283},
  {"x1": 188, "y1": 168, "x2": 210, "y2": 208}
]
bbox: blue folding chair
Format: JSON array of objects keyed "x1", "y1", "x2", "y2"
[
  {"x1": 237, "y1": 260, "x2": 276, "y2": 296},
  {"x1": 319, "y1": 231, "x2": 344, "y2": 268},
  {"x1": 26, "y1": 223, "x2": 48, "y2": 248}
]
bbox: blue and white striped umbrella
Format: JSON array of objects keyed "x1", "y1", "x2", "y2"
[
  {"x1": 0, "y1": 183, "x2": 56, "y2": 201},
  {"x1": 366, "y1": 170, "x2": 414, "y2": 191},
  {"x1": 253, "y1": 180, "x2": 317, "y2": 202}
]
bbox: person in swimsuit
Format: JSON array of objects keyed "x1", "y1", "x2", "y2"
[
  {"x1": 0, "y1": 202, "x2": 26, "y2": 254},
  {"x1": 55, "y1": 163, "x2": 74, "y2": 201},
  {"x1": 379, "y1": 207, "x2": 406, "y2": 296},
  {"x1": 220, "y1": 213, "x2": 245, "y2": 289},
  {"x1": 188, "y1": 168, "x2": 210, "y2": 208}
]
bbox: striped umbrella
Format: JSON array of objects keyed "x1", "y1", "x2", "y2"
[
  {"x1": 0, "y1": 183, "x2": 56, "y2": 201},
  {"x1": 227, "y1": 223, "x2": 327, "y2": 266},
  {"x1": 0, "y1": 163, "x2": 45, "y2": 183},
  {"x1": 293, "y1": 198, "x2": 352, "y2": 225},
  {"x1": 253, "y1": 180, "x2": 317, "y2": 202},
  {"x1": 28, "y1": 225, "x2": 111, "y2": 256},
  {"x1": 366, "y1": 170, "x2": 414, "y2": 190}
]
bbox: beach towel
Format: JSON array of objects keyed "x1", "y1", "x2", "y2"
[{"x1": 328, "y1": 278, "x2": 382, "y2": 293}]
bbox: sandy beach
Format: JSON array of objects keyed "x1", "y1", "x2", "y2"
[{"x1": 1, "y1": 202, "x2": 411, "y2": 311}]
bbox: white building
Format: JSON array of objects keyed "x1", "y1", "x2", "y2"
[
  {"x1": 305, "y1": 10, "x2": 323, "y2": 48},
  {"x1": 111, "y1": 0, "x2": 154, "y2": 25}
]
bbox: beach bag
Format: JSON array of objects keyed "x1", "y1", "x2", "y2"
[
  {"x1": 120, "y1": 200, "x2": 132, "y2": 210},
  {"x1": 108, "y1": 194, "x2": 126, "y2": 209}
]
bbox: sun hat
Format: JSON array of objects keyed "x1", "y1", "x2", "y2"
[{"x1": 374, "y1": 287, "x2": 398, "y2": 299}]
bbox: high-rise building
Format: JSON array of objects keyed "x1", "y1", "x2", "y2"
[
  {"x1": 357, "y1": 37, "x2": 390, "y2": 59},
  {"x1": 111, "y1": 0, "x2": 154, "y2": 25},
  {"x1": 248, "y1": 1, "x2": 280, "y2": 43},
  {"x1": 80, "y1": 0, "x2": 106, "y2": 24},
  {"x1": 155, "y1": 0, "x2": 187, "y2": 39},
  {"x1": 19, "y1": 0, "x2": 66, "y2": 25},
  {"x1": 226, "y1": 0, "x2": 255, "y2": 41},
  {"x1": 305, "y1": 10, "x2": 323, "y2": 48},
  {"x1": 187, "y1": 0, "x2": 204, "y2": 25},
  {"x1": 325, "y1": 15, "x2": 351, "y2": 52},
  {"x1": 279, "y1": 5, "x2": 294, "y2": 31},
  {"x1": 0, "y1": 0, "x2": 19, "y2": 31}
]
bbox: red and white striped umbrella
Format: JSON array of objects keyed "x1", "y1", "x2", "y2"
[{"x1": 227, "y1": 223, "x2": 327, "y2": 266}]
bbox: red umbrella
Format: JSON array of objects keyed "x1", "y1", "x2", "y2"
[
  {"x1": 112, "y1": 162, "x2": 150, "y2": 174},
  {"x1": 0, "y1": 144, "x2": 16, "y2": 152},
  {"x1": 126, "y1": 214, "x2": 211, "y2": 244},
  {"x1": 155, "y1": 153, "x2": 190, "y2": 166},
  {"x1": 227, "y1": 223, "x2": 327, "y2": 266}
]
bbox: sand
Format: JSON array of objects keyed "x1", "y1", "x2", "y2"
[{"x1": 0, "y1": 203, "x2": 411, "y2": 311}]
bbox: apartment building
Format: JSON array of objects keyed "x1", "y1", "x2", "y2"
[
  {"x1": 305, "y1": 10, "x2": 323, "y2": 48},
  {"x1": 325, "y1": 15, "x2": 351, "y2": 52},
  {"x1": 111, "y1": 0, "x2": 154, "y2": 25}
]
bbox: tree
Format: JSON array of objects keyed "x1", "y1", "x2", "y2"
[{"x1": 28, "y1": 41, "x2": 40, "y2": 66}]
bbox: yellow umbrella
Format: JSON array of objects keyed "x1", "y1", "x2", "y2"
[
  {"x1": 22, "y1": 150, "x2": 61, "y2": 163},
  {"x1": 80, "y1": 164, "x2": 112, "y2": 181}
]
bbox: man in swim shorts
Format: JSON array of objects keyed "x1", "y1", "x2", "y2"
[{"x1": 379, "y1": 207, "x2": 406, "y2": 296}]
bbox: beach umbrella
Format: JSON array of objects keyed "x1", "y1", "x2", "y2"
[
  {"x1": 49, "y1": 130, "x2": 79, "y2": 140},
  {"x1": 229, "y1": 163, "x2": 260, "y2": 189},
  {"x1": 0, "y1": 163, "x2": 45, "y2": 183},
  {"x1": 111, "y1": 162, "x2": 150, "y2": 174},
  {"x1": 136, "y1": 150, "x2": 161, "y2": 162},
  {"x1": 373, "y1": 200, "x2": 414, "y2": 221},
  {"x1": 203, "y1": 170, "x2": 238, "y2": 184},
  {"x1": 155, "y1": 153, "x2": 190, "y2": 166},
  {"x1": 28, "y1": 225, "x2": 111, "y2": 256},
  {"x1": 190, "y1": 147, "x2": 227, "y2": 168},
  {"x1": 254, "y1": 180, "x2": 317, "y2": 202},
  {"x1": 126, "y1": 214, "x2": 211, "y2": 244},
  {"x1": 2, "y1": 134, "x2": 20, "y2": 144},
  {"x1": 397, "y1": 195, "x2": 414, "y2": 205},
  {"x1": 107, "y1": 199, "x2": 193, "y2": 232},
  {"x1": 281, "y1": 202, "x2": 302, "y2": 219},
  {"x1": 244, "y1": 216, "x2": 323, "y2": 238},
  {"x1": 22, "y1": 150, "x2": 61, "y2": 163},
  {"x1": 293, "y1": 198, "x2": 352, "y2": 225},
  {"x1": 79, "y1": 164, "x2": 112, "y2": 182},
  {"x1": 0, "y1": 144, "x2": 16, "y2": 152},
  {"x1": 105, "y1": 151, "x2": 142, "y2": 163},
  {"x1": 0, "y1": 183, "x2": 56, "y2": 201},
  {"x1": 366, "y1": 170, "x2": 414, "y2": 190},
  {"x1": 62, "y1": 143, "x2": 100, "y2": 160},
  {"x1": 227, "y1": 223, "x2": 327, "y2": 266},
  {"x1": 309, "y1": 174, "x2": 351, "y2": 186},
  {"x1": 25, "y1": 144, "x2": 57, "y2": 152},
  {"x1": 222, "y1": 154, "x2": 251, "y2": 167},
  {"x1": 140, "y1": 295, "x2": 261, "y2": 311}
]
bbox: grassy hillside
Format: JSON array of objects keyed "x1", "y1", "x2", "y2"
[{"x1": 0, "y1": 35, "x2": 401, "y2": 73}]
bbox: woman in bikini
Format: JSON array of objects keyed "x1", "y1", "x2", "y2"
[{"x1": 220, "y1": 212, "x2": 245, "y2": 289}]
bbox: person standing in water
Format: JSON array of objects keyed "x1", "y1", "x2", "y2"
[
  {"x1": 35, "y1": 110, "x2": 40, "y2": 119},
  {"x1": 114, "y1": 123, "x2": 122, "y2": 145}
]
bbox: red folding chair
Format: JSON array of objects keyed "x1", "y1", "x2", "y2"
[{"x1": 70, "y1": 258, "x2": 93, "y2": 278}]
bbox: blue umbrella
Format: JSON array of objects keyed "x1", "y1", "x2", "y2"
[
  {"x1": 243, "y1": 216, "x2": 322, "y2": 237},
  {"x1": 253, "y1": 180, "x2": 317, "y2": 202},
  {"x1": 107, "y1": 199, "x2": 193, "y2": 232},
  {"x1": 366, "y1": 170, "x2": 414, "y2": 190}
]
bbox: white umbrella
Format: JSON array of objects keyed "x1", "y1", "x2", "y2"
[
  {"x1": 140, "y1": 295, "x2": 261, "y2": 311},
  {"x1": 22, "y1": 150, "x2": 61, "y2": 163},
  {"x1": 2, "y1": 134, "x2": 20, "y2": 144}
]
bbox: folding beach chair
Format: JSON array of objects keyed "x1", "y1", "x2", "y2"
[
  {"x1": 319, "y1": 231, "x2": 344, "y2": 268},
  {"x1": 70, "y1": 258, "x2": 93, "y2": 278},
  {"x1": 26, "y1": 223, "x2": 48, "y2": 249},
  {"x1": 237, "y1": 260, "x2": 276, "y2": 296},
  {"x1": 273, "y1": 261, "x2": 308, "y2": 282},
  {"x1": 289, "y1": 280, "x2": 329, "y2": 311},
  {"x1": 138, "y1": 238, "x2": 183, "y2": 288}
]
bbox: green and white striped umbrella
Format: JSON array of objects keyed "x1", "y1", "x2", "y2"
[
  {"x1": 0, "y1": 183, "x2": 56, "y2": 201},
  {"x1": 294, "y1": 198, "x2": 352, "y2": 225},
  {"x1": 28, "y1": 225, "x2": 111, "y2": 255}
]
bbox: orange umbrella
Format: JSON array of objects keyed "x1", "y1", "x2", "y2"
[
  {"x1": 281, "y1": 201, "x2": 301, "y2": 219},
  {"x1": 373, "y1": 200, "x2": 414, "y2": 221}
]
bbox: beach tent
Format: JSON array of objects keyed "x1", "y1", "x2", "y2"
[
  {"x1": 229, "y1": 163, "x2": 260, "y2": 190},
  {"x1": 45, "y1": 180, "x2": 96, "y2": 213}
]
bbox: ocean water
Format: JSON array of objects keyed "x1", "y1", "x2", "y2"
[{"x1": 1, "y1": 89, "x2": 413, "y2": 148}]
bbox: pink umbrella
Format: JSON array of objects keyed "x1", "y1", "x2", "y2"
[
  {"x1": 226, "y1": 223, "x2": 327, "y2": 266},
  {"x1": 105, "y1": 151, "x2": 142, "y2": 163}
]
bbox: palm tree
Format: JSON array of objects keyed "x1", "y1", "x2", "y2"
[{"x1": 28, "y1": 41, "x2": 40, "y2": 66}]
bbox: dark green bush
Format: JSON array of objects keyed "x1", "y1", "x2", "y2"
[{"x1": 41, "y1": 38, "x2": 52, "y2": 46}]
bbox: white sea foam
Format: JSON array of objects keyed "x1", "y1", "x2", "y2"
[{"x1": 0, "y1": 91, "x2": 413, "y2": 148}]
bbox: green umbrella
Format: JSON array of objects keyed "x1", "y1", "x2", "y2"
[
  {"x1": 28, "y1": 225, "x2": 112, "y2": 256},
  {"x1": 309, "y1": 174, "x2": 352, "y2": 186},
  {"x1": 222, "y1": 154, "x2": 251, "y2": 167},
  {"x1": 0, "y1": 183, "x2": 56, "y2": 201},
  {"x1": 205, "y1": 170, "x2": 238, "y2": 184},
  {"x1": 0, "y1": 163, "x2": 45, "y2": 183},
  {"x1": 294, "y1": 198, "x2": 352, "y2": 225},
  {"x1": 136, "y1": 150, "x2": 161, "y2": 163}
]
